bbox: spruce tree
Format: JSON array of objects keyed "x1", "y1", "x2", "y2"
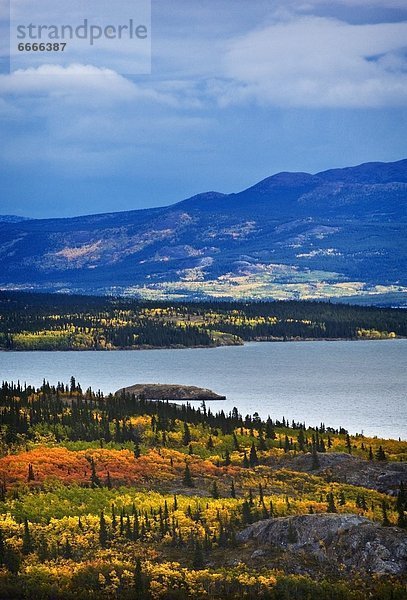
[
  {"x1": 311, "y1": 445, "x2": 320, "y2": 470},
  {"x1": 346, "y1": 434, "x2": 352, "y2": 454},
  {"x1": 182, "y1": 422, "x2": 191, "y2": 446},
  {"x1": 297, "y1": 429, "x2": 306, "y2": 452},
  {"x1": 90, "y1": 457, "x2": 101, "y2": 488},
  {"x1": 241, "y1": 500, "x2": 252, "y2": 524},
  {"x1": 99, "y1": 511, "x2": 108, "y2": 547},
  {"x1": 192, "y1": 539, "x2": 205, "y2": 569},
  {"x1": 22, "y1": 517, "x2": 33, "y2": 554},
  {"x1": 134, "y1": 558, "x2": 149, "y2": 598},
  {"x1": 183, "y1": 463, "x2": 194, "y2": 487},
  {"x1": 249, "y1": 442, "x2": 259, "y2": 467},
  {"x1": 27, "y1": 463, "x2": 35, "y2": 482},
  {"x1": 326, "y1": 492, "x2": 337, "y2": 513},
  {"x1": 232, "y1": 432, "x2": 240, "y2": 451},
  {"x1": 375, "y1": 446, "x2": 387, "y2": 461}
]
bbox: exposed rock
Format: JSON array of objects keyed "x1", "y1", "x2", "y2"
[
  {"x1": 237, "y1": 514, "x2": 407, "y2": 577},
  {"x1": 116, "y1": 383, "x2": 226, "y2": 401},
  {"x1": 281, "y1": 452, "x2": 407, "y2": 495}
]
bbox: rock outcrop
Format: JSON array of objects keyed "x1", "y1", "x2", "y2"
[
  {"x1": 237, "y1": 513, "x2": 407, "y2": 576},
  {"x1": 281, "y1": 452, "x2": 407, "y2": 495},
  {"x1": 116, "y1": 383, "x2": 226, "y2": 401}
]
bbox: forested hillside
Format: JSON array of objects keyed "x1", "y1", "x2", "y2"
[
  {"x1": 0, "y1": 379, "x2": 406, "y2": 599},
  {"x1": 0, "y1": 291, "x2": 405, "y2": 350},
  {"x1": 1, "y1": 160, "x2": 406, "y2": 303}
]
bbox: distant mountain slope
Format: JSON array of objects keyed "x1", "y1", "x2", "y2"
[
  {"x1": 1, "y1": 159, "x2": 406, "y2": 303},
  {"x1": 0, "y1": 215, "x2": 31, "y2": 223}
]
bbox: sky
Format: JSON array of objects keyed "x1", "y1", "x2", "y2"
[{"x1": 1, "y1": 0, "x2": 407, "y2": 218}]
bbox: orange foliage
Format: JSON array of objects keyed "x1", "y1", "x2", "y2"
[{"x1": 0, "y1": 447, "x2": 239, "y2": 488}]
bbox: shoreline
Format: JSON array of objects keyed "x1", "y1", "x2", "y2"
[{"x1": 0, "y1": 335, "x2": 404, "y2": 352}]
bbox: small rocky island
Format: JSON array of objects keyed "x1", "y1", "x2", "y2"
[{"x1": 116, "y1": 383, "x2": 226, "y2": 401}]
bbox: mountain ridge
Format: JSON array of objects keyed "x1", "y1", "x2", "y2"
[{"x1": 1, "y1": 159, "x2": 406, "y2": 304}]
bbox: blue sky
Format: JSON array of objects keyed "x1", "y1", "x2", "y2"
[{"x1": 1, "y1": 0, "x2": 407, "y2": 218}]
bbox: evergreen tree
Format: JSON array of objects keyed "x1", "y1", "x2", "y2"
[
  {"x1": 297, "y1": 429, "x2": 306, "y2": 452},
  {"x1": 265, "y1": 417, "x2": 276, "y2": 440},
  {"x1": 27, "y1": 463, "x2": 35, "y2": 482},
  {"x1": 258, "y1": 433, "x2": 267, "y2": 451},
  {"x1": 249, "y1": 442, "x2": 259, "y2": 467},
  {"x1": 22, "y1": 517, "x2": 33, "y2": 554},
  {"x1": 182, "y1": 422, "x2": 191, "y2": 446},
  {"x1": 242, "y1": 450, "x2": 250, "y2": 468},
  {"x1": 241, "y1": 500, "x2": 252, "y2": 524},
  {"x1": 90, "y1": 457, "x2": 101, "y2": 488},
  {"x1": 326, "y1": 492, "x2": 337, "y2": 513},
  {"x1": 311, "y1": 445, "x2": 320, "y2": 470},
  {"x1": 183, "y1": 463, "x2": 194, "y2": 487},
  {"x1": 134, "y1": 558, "x2": 149, "y2": 599},
  {"x1": 4, "y1": 545, "x2": 20, "y2": 574},
  {"x1": 375, "y1": 446, "x2": 387, "y2": 461},
  {"x1": 192, "y1": 539, "x2": 205, "y2": 570},
  {"x1": 133, "y1": 513, "x2": 140, "y2": 541},
  {"x1": 99, "y1": 511, "x2": 108, "y2": 547},
  {"x1": 230, "y1": 480, "x2": 236, "y2": 499},
  {"x1": 211, "y1": 480, "x2": 219, "y2": 499}
]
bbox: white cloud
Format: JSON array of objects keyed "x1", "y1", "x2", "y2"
[
  {"x1": 221, "y1": 16, "x2": 407, "y2": 107},
  {"x1": 0, "y1": 64, "x2": 184, "y2": 107}
]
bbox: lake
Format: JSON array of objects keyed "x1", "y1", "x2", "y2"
[{"x1": 0, "y1": 340, "x2": 406, "y2": 439}]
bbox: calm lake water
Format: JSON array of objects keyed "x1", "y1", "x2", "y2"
[{"x1": 1, "y1": 340, "x2": 406, "y2": 439}]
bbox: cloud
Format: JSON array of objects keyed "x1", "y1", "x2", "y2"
[
  {"x1": 0, "y1": 5, "x2": 407, "y2": 181},
  {"x1": 220, "y1": 16, "x2": 407, "y2": 107},
  {"x1": 0, "y1": 63, "x2": 215, "y2": 173},
  {"x1": 0, "y1": 64, "x2": 184, "y2": 107}
]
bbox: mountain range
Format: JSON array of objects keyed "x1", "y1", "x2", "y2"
[{"x1": 1, "y1": 159, "x2": 406, "y2": 304}]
